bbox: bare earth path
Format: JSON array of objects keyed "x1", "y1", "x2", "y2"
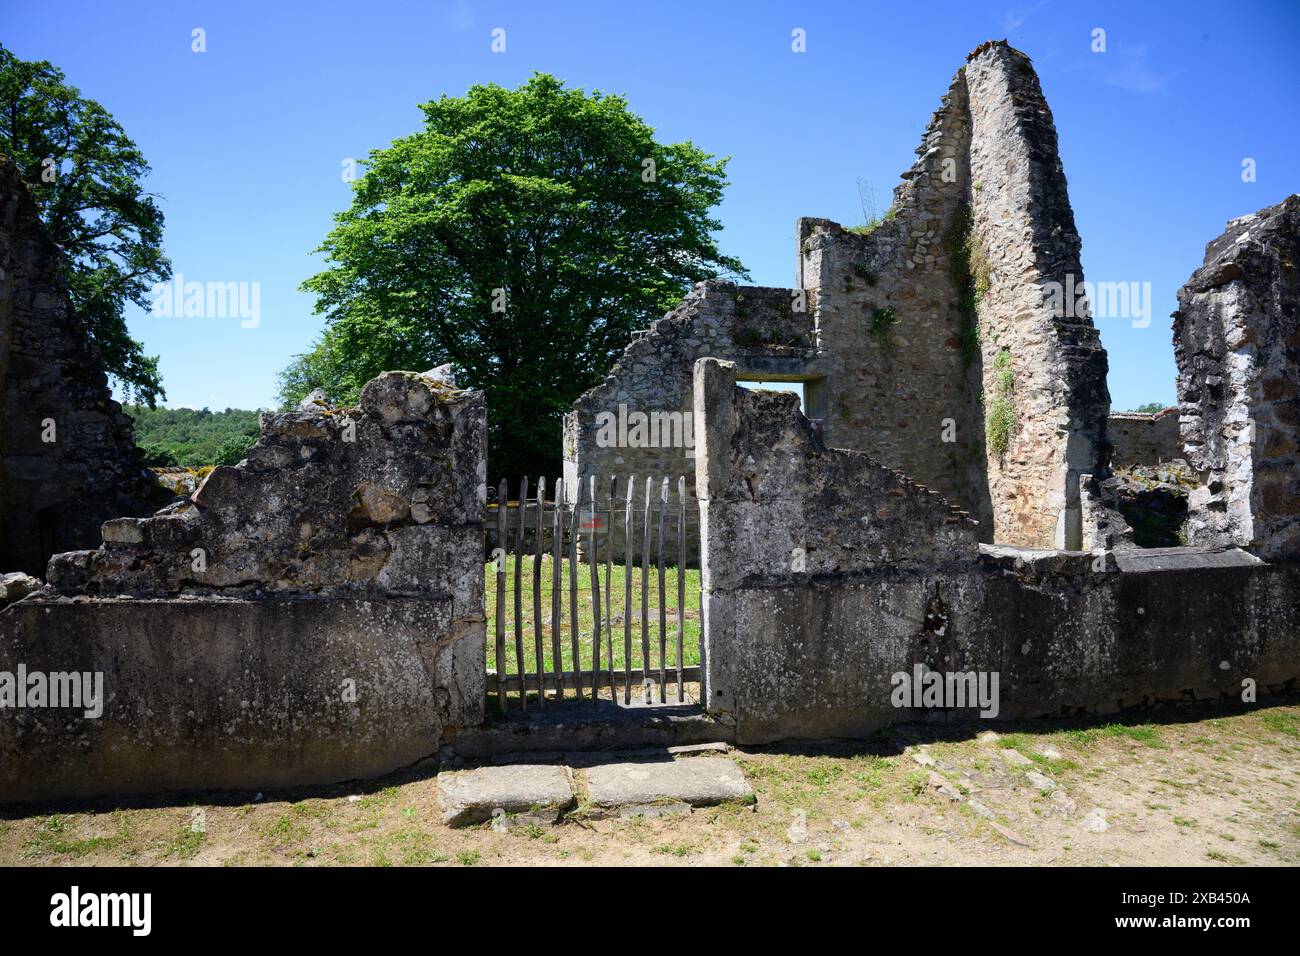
[{"x1": 2, "y1": 701, "x2": 1296, "y2": 867}]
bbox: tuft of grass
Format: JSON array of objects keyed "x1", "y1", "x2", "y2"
[
  {"x1": 1259, "y1": 710, "x2": 1300, "y2": 738},
  {"x1": 20, "y1": 814, "x2": 125, "y2": 860},
  {"x1": 458, "y1": 850, "x2": 481, "y2": 866},
  {"x1": 262, "y1": 814, "x2": 310, "y2": 849},
  {"x1": 984, "y1": 348, "x2": 1015, "y2": 458},
  {"x1": 165, "y1": 825, "x2": 206, "y2": 860},
  {"x1": 985, "y1": 397, "x2": 1014, "y2": 458},
  {"x1": 903, "y1": 769, "x2": 928, "y2": 797},
  {"x1": 1062, "y1": 723, "x2": 1166, "y2": 749}
]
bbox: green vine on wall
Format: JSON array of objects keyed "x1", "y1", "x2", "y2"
[
  {"x1": 985, "y1": 348, "x2": 1015, "y2": 458},
  {"x1": 945, "y1": 202, "x2": 990, "y2": 368},
  {"x1": 869, "y1": 306, "x2": 897, "y2": 349}
]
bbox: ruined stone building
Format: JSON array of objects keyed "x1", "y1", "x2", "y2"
[
  {"x1": 0, "y1": 155, "x2": 158, "y2": 576},
  {"x1": 1, "y1": 41, "x2": 1297, "y2": 803},
  {"x1": 567, "y1": 41, "x2": 1111, "y2": 555}
]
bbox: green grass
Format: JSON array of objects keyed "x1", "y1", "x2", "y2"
[
  {"x1": 484, "y1": 556, "x2": 701, "y2": 690},
  {"x1": 1259, "y1": 710, "x2": 1300, "y2": 738},
  {"x1": 1059, "y1": 723, "x2": 1166, "y2": 749},
  {"x1": 20, "y1": 814, "x2": 126, "y2": 860},
  {"x1": 165, "y1": 825, "x2": 206, "y2": 860}
]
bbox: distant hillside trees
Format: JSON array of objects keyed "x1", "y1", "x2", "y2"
[{"x1": 125, "y1": 405, "x2": 261, "y2": 467}]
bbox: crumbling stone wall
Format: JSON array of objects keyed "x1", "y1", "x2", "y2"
[
  {"x1": 1108, "y1": 410, "x2": 1181, "y2": 468},
  {"x1": 567, "y1": 41, "x2": 1109, "y2": 551},
  {"x1": 564, "y1": 281, "x2": 820, "y2": 559},
  {"x1": 1175, "y1": 195, "x2": 1300, "y2": 560},
  {"x1": 0, "y1": 155, "x2": 159, "y2": 576},
  {"x1": 694, "y1": 358, "x2": 1300, "y2": 744},
  {"x1": 963, "y1": 42, "x2": 1110, "y2": 548},
  {"x1": 1, "y1": 370, "x2": 487, "y2": 802},
  {"x1": 796, "y1": 65, "x2": 990, "y2": 528}
]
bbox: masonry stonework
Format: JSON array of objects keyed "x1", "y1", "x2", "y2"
[
  {"x1": 0, "y1": 155, "x2": 160, "y2": 577},
  {"x1": 1108, "y1": 410, "x2": 1181, "y2": 468},
  {"x1": 0, "y1": 370, "x2": 487, "y2": 802},
  {"x1": 694, "y1": 358, "x2": 1300, "y2": 744},
  {"x1": 566, "y1": 41, "x2": 1110, "y2": 552},
  {"x1": 1175, "y1": 195, "x2": 1300, "y2": 560}
]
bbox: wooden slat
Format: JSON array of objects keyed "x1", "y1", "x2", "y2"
[
  {"x1": 657, "y1": 476, "x2": 668, "y2": 704},
  {"x1": 533, "y1": 476, "x2": 546, "y2": 709},
  {"x1": 495, "y1": 478, "x2": 507, "y2": 713},
  {"x1": 640, "y1": 476, "x2": 652, "y2": 704},
  {"x1": 551, "y1": 477, "x2": 564, "y2": 698},
  {"x1": 623, "y1": 476, "x2": 634, "y2": 705},
  {"x1": 606, "y1": 476, "x2": 616, "y2": 701},
  {"x1": 568, "y1": 477, "x2": 583, "y2": 702},
  {"x1": 514, "y1": 476, "x2": 528, "y2": 712},
  {"x1": 677, "y1": 475, "x2": 686, "y2": 703},
  {"x1": 588, "y1": 475, "x2": 601, "y2": 705}
]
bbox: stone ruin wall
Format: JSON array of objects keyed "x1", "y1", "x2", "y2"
[
  {"x1": 1175, "y1": 195, "x2": 1300, "y2": 561},
  {"x1": 0, "y1": 155, "x2": 160, "y2": 577},
  {"x1": 47, "y1": 369, "x2": 487, "y2": 618},
  {"x1": 693, "y1": 357, "x2": 1300, "y2": 744},
  {"x1": 1108, "y1": 410, "x2": 1181, "y2": 469},
  {"x1": 563, "y1": 281, "x2": 821, "y2": 560},
  {"x1": 796, "y1": 64, "x2": 988, "y2": 529},
  {"x1": 962, "y1": 43, "x2": 1110, "y2": 548},
  {"x1": 567, "y1": 41, "x2": 1110, "y2": 553},
  {"x1": 1, "y1": 370, "x2": 488, "y2": 802}
]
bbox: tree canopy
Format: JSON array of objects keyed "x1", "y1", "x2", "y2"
[
  {"x1": 1, "y1": 43, "x2": 169, "y2": 404},
  {"x1": 283, "y1": 72, "x2": 746, "y2": 480}
]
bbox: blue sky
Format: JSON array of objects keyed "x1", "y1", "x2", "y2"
[{"x1": 4, "y1": 0, "x2": 1297, "y2": 411}]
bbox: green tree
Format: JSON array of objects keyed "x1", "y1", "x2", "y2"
[
  {"x1": 0, "y1": 43, "x2": 169, "y2": 404},
  {"x1": 213, "y1": 434, "x2": 254, "y2": 467},
  {"x1": 286, "y1": 73, "x2": 746, "y2": 480},
  {"x1": 1131, "y1": 402, "x2": 1168, "y2": 414},
  {"x1": 125, "y1": 405, "x2": 261, "y2": 467}
]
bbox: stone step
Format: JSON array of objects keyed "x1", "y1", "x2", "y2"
[
  {"x1": 436, "y1": 753, "x2": 754, "y2": 827},
  {"x1": 582, "y1": 756, "x2": 753, "y2": 818},
  {"x1": 437, "y1": 764, "x2": 574, "y2": 827}
]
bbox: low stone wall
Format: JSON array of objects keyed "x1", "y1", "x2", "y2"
[
  {"x1": 0, "y1": 370, "x2": 487, "y2": 804},
  {"x1": 695, "y1": 358, "x2": 1300, "y2": 744},
  {"x1": 1108, "y1": 410, "x2": 1181, "y2": 468},
  {"x1": 0, "y1": 595, "x2": 481, "y2": 803}
]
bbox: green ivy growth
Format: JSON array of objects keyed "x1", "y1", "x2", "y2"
[
  {"x1": 852, "y1": 263, "x2": 879, "y2": 286},
  {"x1": 985, "y1": 348, "x2": 1015, "y2": 458},
  {"x1": 945, "y1": 202, "x2": 990, "y2": 368},
  {"x1": 869, "y1": 306, "x2": 897, "y2": 348}
]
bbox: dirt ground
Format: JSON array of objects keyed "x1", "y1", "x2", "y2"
[{"x1": 2, "y1": 700, "x2": 1297, "y2": 867}]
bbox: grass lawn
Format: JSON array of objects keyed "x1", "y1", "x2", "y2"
[{"x1": 483, "y1": 556, "x2": 701, "y2": 703}]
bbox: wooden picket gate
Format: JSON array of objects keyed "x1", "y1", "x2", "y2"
[{"x1": 484, "y1": 475, "x2": 700, "y2": 713}]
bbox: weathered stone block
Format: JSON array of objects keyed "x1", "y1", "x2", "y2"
[
  {"x1": 583, "y1": 757, "x2": 752, "y2": 816},
  {"x1": 436, "y1": 764, "x2": 574, "y2": 827}
]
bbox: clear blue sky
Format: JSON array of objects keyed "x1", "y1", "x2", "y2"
[{"x1": 4, "y1": 0, "x2": 1297, "y2": 412}]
